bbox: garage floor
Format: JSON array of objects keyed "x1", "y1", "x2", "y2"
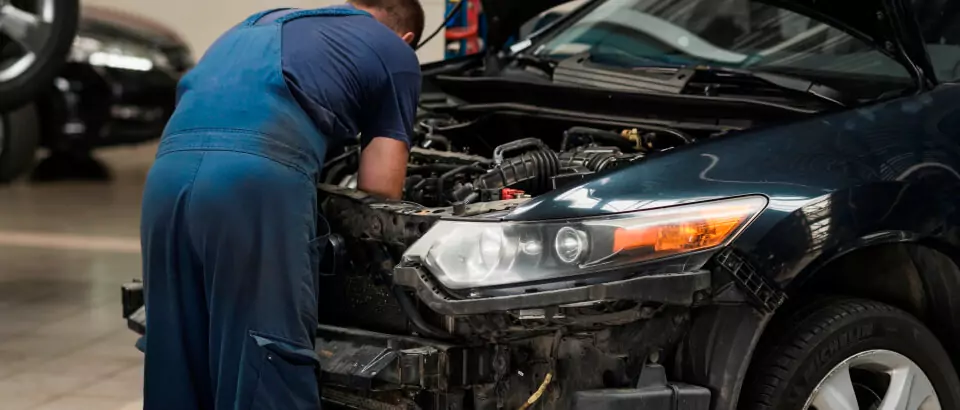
[{"x1": 0, "y1": 145, "x2": 155, "y2": 410}]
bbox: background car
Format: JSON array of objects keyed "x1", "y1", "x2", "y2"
[
  {"x1": 1, "y1": 0, "x2": 79, "y2": 182},
  {"x1": 0, "y1": 4, "x2": 191, "y2": 183},
  {"x1": 0, "y1": 0, "x2": 79, "y2": 112}
]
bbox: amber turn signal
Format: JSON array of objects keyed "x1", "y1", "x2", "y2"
[{"x1": 612, "y1": 202, "x2": 761, "y2": 254}]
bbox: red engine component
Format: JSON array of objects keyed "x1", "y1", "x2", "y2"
[{"x1": 500, "y1": 188, "x2": 526, "y2": 200}]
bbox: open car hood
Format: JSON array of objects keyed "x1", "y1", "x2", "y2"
[
  {"x1": 762, "y1": 0, "x2": 933, "y2": 84},
  {"x1": 481, "y1": 0, "x2": 935, "y2": 84},
  {"x1": 481, "y1": 0, "x2": 573, "y2": 50}
]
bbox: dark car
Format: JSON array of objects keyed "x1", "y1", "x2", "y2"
[
  {"x1": 0, "y1": 4, "x2": 190, "y2": 182},
  {"x1": 125, "y1": 0, "x2": 960, "y2": 409}
]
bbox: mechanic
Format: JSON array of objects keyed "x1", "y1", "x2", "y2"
[{"x1": 138, "y1": 1, "x2": 424, "y2": 409}]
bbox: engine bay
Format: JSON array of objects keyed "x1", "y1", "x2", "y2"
[
  {"x1": 321, "y1": 110, "x2": 724, "y2": 210},
  {"x1": 314, "y1": 109, "x2": 726, "y2": 337},
  {"x1": 312, "y1": 111, "x2": 715, "y2": 407}
]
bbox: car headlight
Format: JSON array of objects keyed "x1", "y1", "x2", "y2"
[
  {"x1": 69, "y1": 36, "x2": 171, "y2": 72},
  {"x1": 403, "y1": 195, "x2": 768, "y2": 290}
]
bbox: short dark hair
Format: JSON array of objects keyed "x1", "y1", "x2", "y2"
[{"x1": 349, "y1": 0, "x2": 426, "y2": 47}]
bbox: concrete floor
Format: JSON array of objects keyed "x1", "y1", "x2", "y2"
[{"x1": 0, "y1": 144, "x2": 156, "y2": 410}]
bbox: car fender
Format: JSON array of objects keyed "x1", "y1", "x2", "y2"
[
  {"x1": 738, "y1": 180, "x2": 960, "y2": 289},
  {"x1": 682, "y1": 179, "x2": 960, "y2": 410}
]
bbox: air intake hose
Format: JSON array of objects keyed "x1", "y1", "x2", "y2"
[
  {"x1": 475, "y1": 139, "x2": 560, "y2": 194},
  {"x1": 560, "y1": 147, "x2": 634, "y2": 172}
]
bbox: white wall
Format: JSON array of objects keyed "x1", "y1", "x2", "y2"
[{"x1": 81, "y1": 0, "x2": 448, "y2": 63}]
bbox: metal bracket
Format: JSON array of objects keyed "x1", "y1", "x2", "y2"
[{"x1": 714, "y1": 249, "x2": 786, "y2": 313}]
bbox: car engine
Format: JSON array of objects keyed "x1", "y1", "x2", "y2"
[
  {"x1": 321, "y1": 114, "x2": 691, "y2": 211},
  {"x1": 314, "y1": 113, "x2": 703, "y2": 336},
  {"x1": 311, "y1": 113, "x2": 712, "y2": 409}
]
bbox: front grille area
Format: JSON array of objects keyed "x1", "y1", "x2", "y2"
[{"x1": 317, "y1": 270, "x2": 412, "y2": 334}]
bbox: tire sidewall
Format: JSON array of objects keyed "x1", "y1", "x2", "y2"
[
  {"x1": 776, "y1": 311, "x2": 960, "y2": 409},
  {"x1": 0, "y1": 0, "x2": 80, "y2": 112}
]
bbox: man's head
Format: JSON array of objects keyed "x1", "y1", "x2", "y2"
[{"x1": 348, "y1": 0, "x2": 425, "y2": 47}]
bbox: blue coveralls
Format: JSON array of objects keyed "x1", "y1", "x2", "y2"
[{"x1": 139, "y1": 7, "x2": 373, "y2": 410}]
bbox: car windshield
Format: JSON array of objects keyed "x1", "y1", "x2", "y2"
[{"x1": 532, "y1": 0, "x2": 911, "y2": 80}]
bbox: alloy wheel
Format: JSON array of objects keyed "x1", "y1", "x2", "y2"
[
  {"x1": 0, "y1": 0, "x2": 56, "y2": 82},
  {"x1": 805, "y1": 349, "x2": 941, "y2": 410}
]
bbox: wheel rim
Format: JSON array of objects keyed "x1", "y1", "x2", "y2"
[
  {"x1": 804, "y1": 349, "x2": 941, "y2": 410},
  {"x1": 0, "y1": 0, "x2": 56, "y2": 82}
]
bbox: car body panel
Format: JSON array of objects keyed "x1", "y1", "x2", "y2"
[
  {"x1": 79, "y1": 6, "x2": 192, "y2": 72},
  {"x1": 760, "y1": 0, "x2": 936, "y2": 83},
  {"x1": 38, "y1": 5, "x2": 187, "y2": 151},
  {"x1": 80, "y1": 5, "x2": 185, "y2": 47},
  {"x1": 505, "y1": 83, "x2": 960, "y2": 289}
]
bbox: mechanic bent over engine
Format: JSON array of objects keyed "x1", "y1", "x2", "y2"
[{"x1": 138, "y1": 1, "x2": 424, "y2": 408}]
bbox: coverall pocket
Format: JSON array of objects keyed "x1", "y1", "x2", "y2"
[{"x1": 247, "y1": 331, "x2": 321, "y2": 410}]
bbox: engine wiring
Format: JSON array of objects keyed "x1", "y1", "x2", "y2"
[
  {"x1": 324, "y1": 121, "x2": 673, "y2": 210},
  {"x1": 518, "y1": 372, "x2": 553, "y2": 410},
  {"x1": 517, "y1": 329, "x2": 562, "y2": 410}
]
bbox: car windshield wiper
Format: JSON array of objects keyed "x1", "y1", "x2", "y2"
[
  {"x1": 510, "y1": 52, "x2": 559, "y2": 75},
  {"x1": 681, "y1": 65, "x2": 849, "y2": 107},
  {"x1": 581, "y1": 50, "x2": 849, "y2": 107}
]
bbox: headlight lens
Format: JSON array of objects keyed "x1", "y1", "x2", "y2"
[
  {"x1": 69, "y1": 36, "x2": 170, "y2": 72},
  {"x1": 404, "y1": 195, "x2": 768, "y2": 290},
  {"x1": 555, "y1": 226, "x2": 588, "y2": 264}
]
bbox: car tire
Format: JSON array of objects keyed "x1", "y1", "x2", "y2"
[
  {"x1": 0, "y1": 0, "x2": 80, "y2": 112},
  {"x1": 0, "y1": 103, "x2": 40, "y2": 183},
  {"x1": 740, "y1": 298, "x2": 960, "y2": 410}
]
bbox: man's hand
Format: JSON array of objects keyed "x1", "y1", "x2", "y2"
[{"x1": 357, "y1": 137, "x2": 409, "y2": 200}]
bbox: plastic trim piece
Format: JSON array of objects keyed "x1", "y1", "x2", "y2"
[
  {"x1": 313, "y1": 324, "x2": 495, "y2": 391},
  {"x1": 393, "y1": 267, "x2": 711, "y2": 315},
  {"x1": 713, "y1": 249, "x2": 786, "y2": 313},
  {"x1": 573, "y1": 364, "x2": 711, "y2": 410}
]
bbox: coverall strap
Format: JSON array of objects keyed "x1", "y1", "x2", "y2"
[
  {"x1": 240, "y1": 7, "x2": 294, "y2": 26},
  {"x1": 274, "y1": 7, "x2": 372, "y2": 24}
]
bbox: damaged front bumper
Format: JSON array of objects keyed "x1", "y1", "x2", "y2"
[
  {"x1": 120, "y1": 185, "x2": 719, "y2": 410},
  {"x1": 121, "y1": 267, "x2": 713, "y2": 410},
  {"x1": 394, "y1": 266, "x2": 710, "y2": 316},
  {"x1": 313, "y1": 324, "x2": 712, "y2": 410}
]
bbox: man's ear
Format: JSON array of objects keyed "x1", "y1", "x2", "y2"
[{"x1": 401, "y1": 32, "x2": 415, "y2": 45}]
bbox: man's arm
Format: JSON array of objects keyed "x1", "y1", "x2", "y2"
[
  {"x1": 357, "y1": 137, "x2": 409, "y2": 200},
  {"x1": 357, "y1": 44, "x2": 421, "y2": 200}
]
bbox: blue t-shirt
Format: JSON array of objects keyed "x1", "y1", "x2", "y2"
[{"x1": 260, "y1": 6, "x2": 421, "y2": 148}]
